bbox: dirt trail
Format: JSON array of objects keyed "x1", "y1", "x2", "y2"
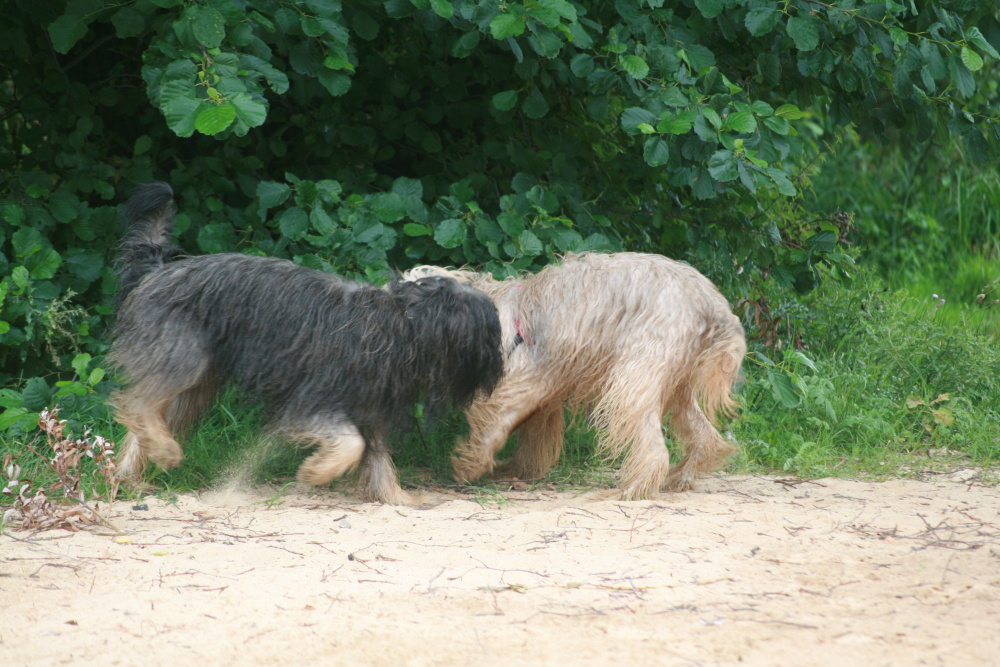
[{"x1": 2, "y1": 473, "x2": 999, "y2": 666}]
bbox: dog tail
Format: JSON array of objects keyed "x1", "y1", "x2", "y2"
[
  {"x1": 115, "y1": 182, "x2": 180, "y2": 306},
  {"x1": 692, "y1": 314, "x2": 747, "y2": 426}
]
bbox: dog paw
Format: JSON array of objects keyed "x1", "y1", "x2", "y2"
[
  {"x1": 451, "y1": 455, "x2": 491, "y2": 484},
  {"x1": 149, "y1": 441, "x2": 184, "y2": 470},
  {"x1": 665, "y1": 473, "x2": 695, "y2": 493}
]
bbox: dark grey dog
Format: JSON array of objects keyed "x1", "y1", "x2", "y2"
[{"x1": 109, "y1": 183, "x2": 503, "y2": 504}]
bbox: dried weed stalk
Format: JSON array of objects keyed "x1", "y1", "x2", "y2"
[{"x1": 2, "y1": 408, "x2": 120, "y2": 532}]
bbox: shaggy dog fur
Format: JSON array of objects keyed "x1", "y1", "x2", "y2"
[
  {"x1": 404, "y1": 253, "x2": 746, "y2": 499},
  {"x1": 109, "y1": 183, "x2": 503, "y2": 504}
]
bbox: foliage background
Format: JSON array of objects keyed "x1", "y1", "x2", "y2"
[{"x1": 1, "y1": 0, "x2": 998, "y2": 487}]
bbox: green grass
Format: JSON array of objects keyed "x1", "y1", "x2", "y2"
[
  {"x1": 5, "y1": 137, "x2": 1000, "y2": 507},
  {"x1": 733, "y1": 276, "x2": 1000, "y2": 479}
]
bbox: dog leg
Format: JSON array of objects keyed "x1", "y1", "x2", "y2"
[
  {"x1": 293, "y1": 421, "x2": 367, "y2": 486},
  {"x1": 666, "y1": 395, "x2": 735, "y2": 492},
  {"x1": 504, "y1": 402, "x2": 565, "y2": 480},
  {"x1": 116, "y1": 431, "x2": 147, "y2": 480},
  {"x1": 164, "y1": 375, "x2": 218, "y2": 438},
  {"x1": 114, "y1": 395, "x2": 185, "y2": 475},
  {"x1": 616, "y1": 412, "x2": 672, "y2": 500},
  {"x1": 453, "y1": 386, "x2": 550, "y2": 483},
  {"x1": 358, "y1": 446, "x2": 413, "y2": 505}
]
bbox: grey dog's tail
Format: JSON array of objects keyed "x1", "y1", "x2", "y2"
[{"x1": 115, "y1": 182, "x2": 180, "y2": 306}]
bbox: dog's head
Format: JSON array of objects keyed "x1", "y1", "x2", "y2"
[{"x1": 388, "y1": 275, "x2": 504, "y2": 407}]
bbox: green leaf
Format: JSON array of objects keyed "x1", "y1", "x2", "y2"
[
  {"x1": 967, "y1": 27, "x2": 1000, "y2": 60},
  {"x1": 960, "y1": 47, "x2": 984, "y2": 72},
  {"x1": 619, "y1": 55, "x2": 649, "y2": 79},
  {"x1": 785, "y1": 350, "x2": 818, "y2": 372},
  {"x1": 429, "y1": 0, "x2": 453, "y2": 19},
  {"x1": 805, "y1": 230, "x2": 837, "y2": 253},
  {"x1": 473, "y1": 217, "x2": 505, "y2": 245},
  {"x1": 786, "y1": 16, "x2": 820, "y2": 51},
  {"x1": 708, "y1": 150, "x2": 739, "y2": 182},
  {"x1": 370, "y1": 193, "x2": 406, "y2": 223},
  {"x1": 49, "y1": 192, "x2": 80, "y2": 223},
  {"x1": 767, "y1": 369, "x2": 802, "y2": 408},
  {"x1": 48, "y1": 12, "x2": 88, "y2": 54},
  {"x1": 694, "y1": 0, "x2": 723, "y2": 19},
  {"x1": 434, "y1": 218, "x2": 465, "y2": 248},
  {"x1": 774, "y1": 104, "x2": 805, "y2": 120},
  {"x1": 517, "y1": 230, "x2": 543, "y2": 256},
  {"x1": 570, "y1": 54, "x2": 594, "y2": 77},
  {"x1": 195, "y1": 103, "x2": 236, "y2": 135},
  {"x1": 492, "y1": 90, "x2": 518, "y2": 111},
  {"x1": 88, "y1": 367, "x2": 105, "y2": 386},
  {"x1": 191, "y1": 6, "x2": 226, "y2": 49},
  {"x1": 701, "y1": 107, "x2": 722, "y2": 129},
  {"x1": 620, "y1": 107, "x2": 658, "y2": 134},
  {"x1": 522, "y1": 88, "x2": 549, "y2": 119},
  {"x1": 392, "y1": 177, "x2": 423, "y2": 201},
  {"x1": 197, "y1": 222, "x2": 235, "y2": 253},
  {"x1": 724, "y1": 110, "x2": 757, "y2": 133},
  {"x1": 2, "y1": 203, "x2": 25, "y2": 226},
  {"x1": 257, "y1": 181, "x2": 291, "y2": 218},
  {"x1": 278, "y1": 207, "x2": 309, "y2": 241},
  {"x1": 71, "y1": 353, "x2": 92, "y2": 379},
  {"x1": 21, "y1": 377, "x2": 52, "y2": 411},
  {"x1": 134, "y1": 135, "x2": 153, "y2": 155},
  {"x1": 661, "y1": 87, "x2": 688, "y2": 107},
  {"x1": 657, "y1": 117, "x2": 693, "y2": 134},
  {"x1": 643, "y1": 137, "x2": 669, "y2": 167},
  {"x1": 12, "y1": 228, "x2": 43, "y2": 258},
  {"x1": 310, "y1": 207, "x2": 336, "y2": 234},
  {"x1": 490, "y1": 14, "x2": 525, "y2": 40},
  {"x1": 404, "y1": 223, "x2": 432, "y2": 237},
  {"x1": 540, "y1": 0, "x2": 576, "y2": 21},
  {"x1": 948, "y1": 57, "x2": 976, "y2": 97},
  {"x1": 745, "y1": 7, "x2": 779, "y2": 37},
  {"x1": 765, "y1": 167, "x2": 797, "y2": 196},
  {"x1": 451, "y1": 30, "x2": 480, "y2": 58},
  {"x1": 25, "y1": 248, "x2": 62, "y2": 280},
  {"x1": 888, "y1": 26, "x2": 908, "y2": 46},
  {"x1": 112, "y1": 6, "x2": 146, "y2": 38},
  {"x1": 318, "y1": 70, "x2": 352, "y2": 97},
  {"x1": 0, "y1": 388, "x2": 21, "y2": 409},
  {"x1": 763, "y1": 116, "x2": 790, "y2": 135},
  {"x1": 160, "y1": 81, "x2": 201, "y2": 138},
  {"x1": 0, "y1": 407, "x2": 31, "y2": 431},
  {"x1": 497, "y1": 211, "x2": 526, "y2": 237},
  {"x1": 229, "y1": 93, "x2": 267, "y2": 130}
]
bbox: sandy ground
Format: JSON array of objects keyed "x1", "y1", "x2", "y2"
[{"x1": 2, "y1": 471, "x2": 999, "y2": 666}]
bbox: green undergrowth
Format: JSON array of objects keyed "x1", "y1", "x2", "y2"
[
  {"x1": 733, "y1": 276, "x2": 1000, "y2": 479},
  {"x1": 4, "y1": 269, "x2": 999, "y2": 507}
]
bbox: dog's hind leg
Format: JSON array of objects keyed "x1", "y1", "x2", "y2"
[
  {"x1": 503, "y1": 402, "x2": 565, "y2": 480},
  {"x1": 665, "y1": 393, "x2": 735, "y2": 492},
  {"x1": 613, "y1": 411, "x2": 672, "y2": 500},
  {"x1": 592, "y1": 365, "x2": 673, "y2": 499}
]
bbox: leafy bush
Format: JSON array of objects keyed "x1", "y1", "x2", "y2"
[{"x1": 2, "y1": 2, "x2": 999, "y2": 487}]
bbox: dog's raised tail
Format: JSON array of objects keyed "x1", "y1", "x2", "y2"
[
  {"x1": 115, "y1": 182, "x2": 179, "y2": 306},
  {"x1": 693, "y1": 315, "x2": 747, "y2": 427}
]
